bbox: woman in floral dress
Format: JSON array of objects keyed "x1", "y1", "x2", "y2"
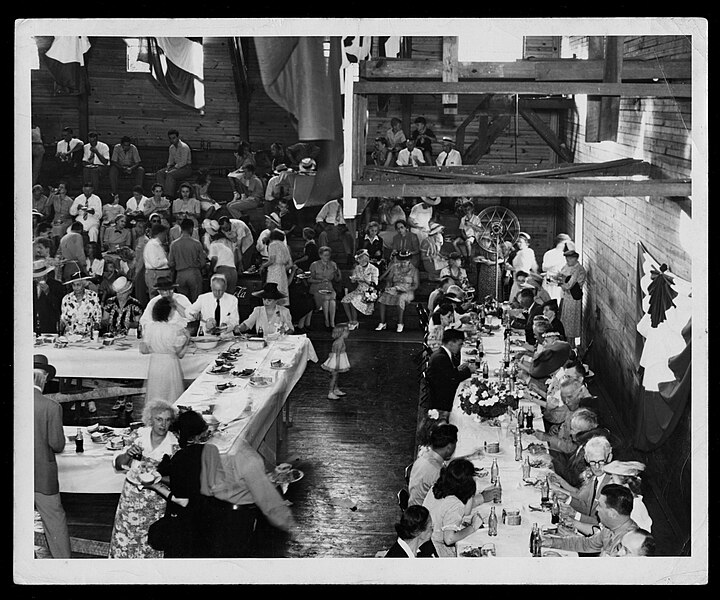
[
  {"x1": 375, "y1": 250, "x2": 419, "y2": 333},
  {"x1": 108, "y1": 400, "x2": 179, "y2": 558},
  {"x1": 341, "y1": 249, "x2": 380, "y2": 331},
  {"x1": 558, "y1": 246, "x2": 586, "y2": 347},
  {"x1": 59, "y1": 274, "x2": 102, "y2": 336}
]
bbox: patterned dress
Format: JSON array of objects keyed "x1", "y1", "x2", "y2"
[
  {"x1": 378, "y1": 262, "x2": 419, "y2": 310},
  {"x1": 60, "y1": 290, "x2": 102, "y2": 336},
  {"x1": 108, "y1": 427, "x2": 179, "y2": 558},
  {"x1": 559, "y1": 262, "x2": 587, "y2": 339},
  {"x1": 102, "y1": 296, "x2": 144, "y2": 333},
  {"x1": 341, "y1": 263, "x2": 379, "y2": 315}
]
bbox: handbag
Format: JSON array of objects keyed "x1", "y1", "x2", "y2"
[
  {"x1": 147, "y1": 513, "x2": 176, "y2": 551},
  {"x1": 565, "y1": 276, "x2": 583, "y2": 300}
]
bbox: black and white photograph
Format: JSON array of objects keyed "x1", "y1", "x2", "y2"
[{"x1": 14, "y1": 17, "x2": 708, "y2": 585}]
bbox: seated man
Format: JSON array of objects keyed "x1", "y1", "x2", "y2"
[
  {"x1": 187, "y1": 273, "x2": 240, "y2": 334},
  {"x1": 427, "y1": 276, "x2": 456, "y2": 314},
  {"x1": 542, "y1": 483, "x2": 639, "y2": 557},
  {"x1": 425, "y1": 328, "x2": 477, "y2": 415},
  {"x1": 396, "y1": 137, "x2": 425, "y2": 167},
  {"x1": 69, "y1": 182, "x2": 103, "y2": 243},
  {"x1": 226, "y1": 164, "x2": 265, "y2": 217},
  {"x1": 408, "y1": 423, "x2": 458, "y2": 507},
  {"x1": 109, "y1": 136, "x2": 145, "y2": 200},
  {"x1": 33, "y1": 259, "x2": 65, "y2": 334},
  {"x1": 32, "y1": 185, "x2": 53, "y2": 223},
  {"x1": 617, "y1": 528, "x2": 656, "y2": 557},
  {"x1": 82, "y1": 131, "x2": 110, "y2": 192},
  {"x1": 316, "y1": 197, "x2": 354, "y2": 261},
  {"x1": 263, "y1": 163, "x2": 293, "y2": 216},
  {"x1": 156, "y1": 128, "x2": 193, "y2": 198},
  {"x1": 54, "y1": 126, "x2": 83, "y2": 179}
]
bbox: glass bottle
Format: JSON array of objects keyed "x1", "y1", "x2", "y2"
[
  {"x1": 136, "y1": 322, "x2": 142, "y2": 339},
  {"x1": 75, "y1": 428, "x2": 84, "y2": 453},
  {"x1": 517, "y1": 407, "x2": 524, "y2": 429},
  {"x1": 529, "y1": 522, "x2": 538, "y2": 554},
  {"x1": 514, "y1": 434, "x2": 522, "y2": 461},
  {"x1": 525, "y1": 409, "x2": 534, "y2": 431},
  {"x1": 532, "y1": 524, "x2": 543, "y2": 556},
  {"x1": 490, "y1": 458, "x2": 499, "y2": 484},
  {"x1": 488, "y1": 507, "x2": 498, "y2": 536},
  {"x1": 482, "y1": 361, "x2": 489, "y2": 380},
  {"x1": 493, "y1": 477, "x2": 502, "y2": 503},
  {"x1": 540, "y1": 475, "x2": 550, "y2": 504},
  {"x1": 551, "y1": 495, "x2": 560, "y2": 524},
  {"x1": 522, "y1": 455, "x2": 531, "y2": 480}
]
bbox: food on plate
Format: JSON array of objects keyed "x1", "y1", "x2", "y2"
[
  {"x1": 270, "y1": 359, "x2": 282, "y2": 368},
  {"x1": 138, "y1": 471, "x2": 157, "y2": 485},
  {"x1": 269, "y1": 467, "x2": 302, "y2": 485},
  {"x1": 525, "y1": 443, "x2": 547, "y2": 455},
  {"x1": 459, "y1": 546, "x2": 484, "y2": 557},
  {"x1": 249, "y1": 376, "x2": 273, "y2": 386},
  {"x1": 233, "y1": 368, "x2": 255, "y2": 377}
]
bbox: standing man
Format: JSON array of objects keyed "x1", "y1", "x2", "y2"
[
  {"x1": 69, "y1": 182, "x2": 103, "y2": 243},
  {"x1": 187, "y1": 273, "x2": 240, "y2": 334},
  {"x1": 33, "y1": 354, "x2": 72, "y2": 558},
  {"x1": 140, "y1": 276, "x2": 192, "y2": 330},
  {"x1": 109, "y1": 136, "x2": 145, "y2": 201},
  {"x1": 436, "y1": 137, "x2": 462, "y2": 167},
  {"x1": 156, "y1": 129, "x2": 193, "y2": 198},
  {"x1": 143, "y1": 223, "x2": 171, "y2": 298},
  {"x1": 168, "y1": 218, "x2": 207, "y2": 303},
  {"x1": 82, "y1": 131, "x2": 111, "y2": 192},
  {"x1": 217, "y1": 215, "x2": 254, "y2": 272},
  {"x1": 425, "y1": 328, "x2": 477, "y2": 416}
]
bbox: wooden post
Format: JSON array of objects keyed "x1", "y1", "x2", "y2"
[
  {"x1": 599, "y1": 36, "x2": 624, "y2": 141},
  {"x1": 401, "y1": 37, "x2": 413, "y2": 136},
  {"x1": 78, "y1": 93, "x2": 89, "y2": 141},
  {"x1": 584, "y1": 37, "x2": 604, "y2": 143},
  {"x1": 442, "y1": 37, "x2": 458, "y2": 115}
]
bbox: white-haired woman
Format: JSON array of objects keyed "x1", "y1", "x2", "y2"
[{"x1": 108, "y1": 399, "x2": 179, "y2": 558}]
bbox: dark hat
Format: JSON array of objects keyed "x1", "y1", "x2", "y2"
[
  {"x1": 448, "y1": 251, "x2": 462, "y2": 261},
  {"x1": 542, "y1": 299, "x2": 559, "y2": 313},
  {"x1": 33, "y1": 354, "x2": 56, "y2": 380},
  {"x1": 252, "y1": 282, "x2": 286, "y2": 300},
  {"x1": 154, "y1": 276, "x2": 178, "y2": 291},
  {"x1": 273, "y1": 163, "x2": 289, "y2": 174},
  {"x1": 529, "y1": 340, "x2": 572, "y2": 379},
  {"x1": 174, "y1": 410, "x2": 208, "y2": 443}
]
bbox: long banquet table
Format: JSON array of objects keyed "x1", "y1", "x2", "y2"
[
  {"x1": 56, "y1": 334, "x2": 318, "y2": 493},
  {"x1": 448, "y1": 320, "x2": 576, "y2": 558}
]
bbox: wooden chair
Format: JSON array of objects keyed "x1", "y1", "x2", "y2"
[{"x1": 416, "y1": 303, "x2": 430, "y2": 331}]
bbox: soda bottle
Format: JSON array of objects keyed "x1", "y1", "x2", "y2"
[
  {"x1": 482, "y1": 361, "x2": 489, "y2": 380},
  {"x1": 91, "y1": 319, "x2": 100, "y2": 341},
  {"x1": 490, "y1": 458, "x2": 499, "y2": 484},
  {"x1": 532, "y1": 525, "x2": 543, "y2": 556},
  {"x1": 75, "y1": 428, "x2": 84, "y2": 453},
  {"x1": 493, "y1": 477, "x2": 502, "y2": 503},
  {"x1": 488, "y1": 507, "x2": 498, "y2": 536},
  {"x1": 517, "y1": 407, "x2": 524, "y2": 429},
  {"x1": 529, "y1": 522, "x2": 538, "y2": 553},
  {"x1": 257, "y1": 325, "x2": 264, "y2": 339},
  {"x1": 525, "y1": 410, "x2": 534, "y2": 431},
  {"x1": 514, "y1": 435, "x2": 522, "y2": 461},
  {"x1": 136, "y1": 322, "x2": 142, "y2": 339},
  {"x1": 551, "y1": 496, "x2": 560, "y2": 525},
  {"x1": 540, "y1": 475, "x2": 550, "y2": 504},
  {"x1": 522, "y1": 455, "x2": 532, "y2": 480}
]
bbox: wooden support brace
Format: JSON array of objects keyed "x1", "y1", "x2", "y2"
[{"x1": 518, "y1": 106, "x2": 573, "y2": 162}]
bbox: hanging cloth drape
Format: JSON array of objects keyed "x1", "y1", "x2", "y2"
[
  {"x1": 42, "y1": 36, "x2": 91, "y2": 96},
  {"x1": 144, "y1": 37, "x2": 205, "y2": 111}
]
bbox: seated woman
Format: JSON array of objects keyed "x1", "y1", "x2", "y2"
[
  {"x1": 375, "y1": 250, "x2": 419, "y2": 334},
  {"x1": 389, "y1": 220, "x2": 420, "y2": 270},
  {"x1": 359, "y1": 220, "x2": 386, "y2": 274},
  {"x1": 542, "y1": 299, "x2": 566, "y2": 339},
  {"x1": 341, "y1": 249, "x2": 379, "y2": 331},
  {"x1": 422, "y1": 458, "x2": 484, "y2": 558},
  {"x1": 439, "y1": 252, "x2": 470, "y2": 289},
  {"x1": 287, "y1": 265, "x2": 315, "y2": 334},
  {"x1": 108, "y1": 399, "x2": 179, "y2": 558},
  {"x1": 426, "y1": 301, "x2": 463, "y2": 351},
  {"x1": 193, "y1": 169, "x2": 221, "y2": 219},
  {"x1": 235, "y1": 282, "x2": 294, "y2": 336},
  {"x1": 308, "y1": 245, "x2": 342, "y2": 331},
  {"x1": 384, "y1": 505, "x2": 437, "y2": 558},
  {"x1": 59, "y1": 269, "x2": 102, "y2": 337},
  {"x1": 101, "y1": 276, "x2": 142, "y2": 335}
]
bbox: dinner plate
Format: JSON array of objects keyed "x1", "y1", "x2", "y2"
[
  {"x1": 270, "y1": 363, "x2": 292, "y2": 370},
  {"x1": 233, "y1": 369, "x2": 256, "y2": 378},
  {"x1": 269, "y1": 469, "x2": 304, "y2": 485},
  {"x1": 207, "y1": 366, "x2": 233, "y2": 374},
  {"x1": 318, "y1": 289, "x2": 333, "y2": 295},
  {"x1": 249, "y1": 379, "x2": 273, "y2": 388},
  {"x1": 126, "y1": 471, "x2": 160, "y2": 488},
  {"x1": 106, "y1": 441, "x2": 124, "y2": 451}
]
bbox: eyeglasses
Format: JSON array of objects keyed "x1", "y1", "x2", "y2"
[{"x1": 586, "y1": 459, "x2": 608, "y2": 468}]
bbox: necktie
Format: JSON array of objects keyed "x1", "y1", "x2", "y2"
[
  {"x1": 442, "y1": 152, "x2": 449, "y2": 166},
  {"x1": 214, "y1": 299, "x2": 221, "y2": 325},
  {"x1": 590, "y1": 476, "x2": 599, "y2": 508}
]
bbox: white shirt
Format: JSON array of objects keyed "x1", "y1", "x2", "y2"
[
  {"x1": 126, "y1": 196, "x2": 150, "y2": 214},
  {"x1": 208, "y1": 239, "x2": 236, "y2": 269},
  {"x1": 409, "y1": 203, "x2": 433, "y2": 231},
  {"x1": 188, "y1": 291, "x2": 240, "y2": 330},
  {"x1": 255, "y1": 228, "x2": 289, "y2": 257},
  {"x1": 82, "y1": 141, "x2": 110, "y2": 165},
  {"x1": 140, "y1": 292, "x2": 192, "y2": 329},
  {"x1": 221, "y1": 219, "x2": 254, "y2": 254},
  {"x1": 143, "y1": 237, "x2": 169, "y2": 270},
  {"x1": 240, "y1": 305, "x2": 293, "y2": 335},
  {"x1": 512, "y1": 247, "x2": 538, "y2": 273},
  {"x1": 436, "y1": 149, "x2": 462, "y2": 166},
  {"x1": 56, "y1": 138, "x2": 83, "y2": 156},
  {"x1": 69, "y1": 193, "x2": 102, "y2": 227},
  {"x1": 397, "y1": 147, "x2": 426, "y2": 167},
  {"x1": 315, "y1": 200, "x2": 345, "y2": 225}
]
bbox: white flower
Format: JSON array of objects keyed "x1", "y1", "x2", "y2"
[
  {"x1": 473, "y1": 414, "x2": 482, "y2": 422},
  {"x1": 481, "y1": 391, "x2": 489, "y2": 399},
  {"x1": 469, "y1": 395, "x2": 478, "y2": 404},
  {"x1": 427, "y1": 409, "x2": 439, "y2": 420},
  {"x1": 517, "y1": 390, "x2": 524, "y2": 398},
  {"x1": 490, "y1": 395, "x2": 499, "y2": 403}
]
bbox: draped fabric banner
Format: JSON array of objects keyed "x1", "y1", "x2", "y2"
[
  {"x1": 144, "y1": 37, "x2": 205, "y2": 111},
  {"x1": 43, "y1": 36, "x2": 91, "y2": 96},
  {"x1": 633, "y1": 242, "x2": 692, "y2": 451},
  {"x1": 254, "y1": 37, "x2": 343, "y2": 208}
]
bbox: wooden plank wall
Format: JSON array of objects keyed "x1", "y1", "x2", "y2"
[
  {"x1": 561, "y1": 35, "x2": 693, "y2": 549},
  {"x1": 523, "y1": 36, "x2": 562, "y2": 59}
]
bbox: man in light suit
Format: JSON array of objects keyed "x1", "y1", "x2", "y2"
[
  {"x1": 425, "y1": 328, "x2": 477, "y2": 414},
  {"x1": 34, "y1": 354, "x2": 71, "y2": 558}
]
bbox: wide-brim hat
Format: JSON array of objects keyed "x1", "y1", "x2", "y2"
[
  {"x1": 252, "y1": 282, "x2": 286, "y2": 300},
  {"x1": 542, "y1": 299, "x2": 560, "y2": 312},
  {"x1": 32, "y1": 209, "x2": 44, "y2": 218},
  {"x1": 441, "y1": 136, "x2": 456, "y2": 145},
  {"x1": 111, "y1": 276, "x2": 133, "y2": 295},
  {"x1": 33, "y1": 259, "x2": 55, "y2": 278},
  {"x1": 354, "y1": 248, "x2": 370, "y2": 259},
  {"x1": 63, "y1": 268, "x2": 93, "y2": 286},
  {"x1": 529, "y1": 340, "x2": 572, "y2": 379},
  {"x1": 33, "y1": 354, "x2": 56, "y2": 380},
  {"x1": 396, "y1": 250, "x2": 413, "y2": 260},
  {"x1": 265, "y1": 212, "x2": 282, "y2": 227},
  {"x1": 299, "y1": 158, "x2": 317, "y2": 171},
  {"x1": 428, "y1": 223, "x2": 445, "y2": 235},
  {"x1": 603, "y1": 460, "x2": 646, "y2": 477},
  {"x1": 273, "y1": 163, "x2": 289, "y2": 174},
  {"x1": 202, "y1": 218, "x2": 220, "y2": 234},
  {"x1": 421, "y1": 196, "x2": 441, "y2": 206},
  {"x1": 517, "y1": 232, "x2": 531, "y2": 241},
  {"x1": 154, "y1": 276, "x2": 178, "y2": 291}
]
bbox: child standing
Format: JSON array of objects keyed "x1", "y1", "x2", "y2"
[{"x1": 321, "y1": 323, "x2": 350, "y2": 399}]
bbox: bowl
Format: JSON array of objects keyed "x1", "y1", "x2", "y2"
[
  {"x1": 192, "y1": 336, "x2": 220, "y2": 350},
  {"x1": 138, "y1": 472, "x2": 157, "y2": 485},
  {"x1": 102, "y1": 335, "x2": 115, "y2": 346}
]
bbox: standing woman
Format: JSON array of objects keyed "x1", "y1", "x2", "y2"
[
  {"x1": 375, "y1": 250, "x2": 419, "y2": 333},
  {"x1": 341, "y1": 249, "x2": 380, "y2": 331},
  {"x1": 261, "y1": 228, "x2": 293, "y2": 307},
  {"x1": 108, "y1": 399, "x2": 179, "y2": 558},
  {"x1": 49, "y1": 182, "x2": 74, "y2": 248},
  {"x1": 558, "y1": 245, "x2": 586, "y2": 349},
  {"x1": 420, "y1": 223, "x2": 448, "y2": 279},
  {"x1": 308, "y1": 245, "x2": 341, "y2": 331},
  {"x1": 140, "y1": 296, "x2": 191, "y2": 404},
  {"x1": 287, "y1": 265, "x2": 316, "y2": 334},
  {"x1": 208, "y1": 231, "x2": 238, "y2": 295}
]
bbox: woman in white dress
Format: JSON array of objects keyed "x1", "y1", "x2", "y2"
[
  {"x1": 236, "y1": 282, "x2": 294, "y2": 336},
  {"x1": 541, "y1": 233, "x2": 573, "y2": 302},
  {"x1": 261, "y1": 229, "x2": 293, "y2": 307},
  {"x1": 341, "y1": 249, "x2": 379, "y2": 331}
]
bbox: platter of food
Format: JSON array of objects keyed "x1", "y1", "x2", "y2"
[
  {"x1": 126, "y1": 470, "x2": 160, "y2": 488},
  {"x1": 269, "y1": 360, "x2": 291, "y2": 370},
  {"x1": 268, "y1": 467, "x2": 304, "y2": 486},
  {"x1": 249, "y1": 376, "x2": 273, "y2": 388},
  {"x1": 207, "y1": 364, "x2": 233, "y2": 374},
  {"x1": 232, "y1": 368, "x2": 256, "y2": 378}
]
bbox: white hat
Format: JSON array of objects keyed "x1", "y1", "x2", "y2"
[
  {"x1": 202, "y1": 219, "x2": 220, "y2": 235},
  {"x1": 111, "y1": 276, "x2": 133, "y2": 295},
  {"x1": 265, "y1": 212, "x2": 282, "y2": 227},
  {"x1": 421, "y1": 196, "x2": 441, "y2": 206},
  {"x1": 441, "y1": 136, "x2": 456, "y2": 145},
  {"x1": 32, "y1": 259, "x2": 55, "y2": 278},
  {"x1": 428, "y1": 222, "x2": 445, "y2": 235},
  {"x1": 299, "y1": 157, "x2": 317, "y2": 172}
]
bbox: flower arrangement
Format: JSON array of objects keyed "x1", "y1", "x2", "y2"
[
  {"x1": 458, "y1": 377, "x2": 523, "y2": 420},
  {"x1": 362, "y1": 286, "x2": 379, "y2": 303}
]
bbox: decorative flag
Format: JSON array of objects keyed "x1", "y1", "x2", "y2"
[
  {"x1": 143, "y1": 37, "x2": 205, "y2": 111},
  {"x1": 633, "y1": 242, "x2": 692, "y2": 451},
  {"x1": 254, "y1": 37, "x2": 343, "y2": 208},
  {"x1": 43, "y1": 36, "x2": 91, "y2": 96}
]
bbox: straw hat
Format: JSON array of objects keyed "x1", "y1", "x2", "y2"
[
  {"x1": 273, "y1": 163, "x2": 289, "y2": 175},
  {"x1": 517, "y1": 232, "x2": 531, "y2": 241},
  {"x1": 111, "y1": 276, "x2": 133, "y2": 295},
  {"x1": 428, "y1": 222, "x2": 445, "y2": 235},
  {"x1": 32, "y1": 259, "x2": 56, "y2": 279},
  {"x1": 33, "y1": 354, "x2": 56, "y2": 380},
  {"x1": 441, "y1": 136, "x2": 456, "y2": 145},
  {"x1": 202, "y1": 219, "x2": 220, "y2": 235},
  {"x1": 421, "y1": 197, "x2": 441, "y2": 206}
]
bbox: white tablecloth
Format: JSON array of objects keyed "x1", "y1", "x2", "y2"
[
  {"x1": 37, "y1": 336, "x2": 237, "y2": 380},
  {"x1": 449, "y1": 325, "x2": 576, "y2": 558},
  {"x1": 55, "y1": 335, "x2": 318, "y2": 494}
]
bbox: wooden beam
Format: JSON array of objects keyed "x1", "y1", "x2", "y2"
[
  {"x1": 518, "y1": 107, "x2": 572, "y2": 162},
  {"x1": 464, "y1": 115, "x2": 511, "y2": 164},
  {"x1": 360, "y1": 58, "x2": 691, "y2": 81},
  {"x1": 46, "y1": 386, "x2": 146, "y2": 404},
  {"x1": 455, "y1": 95, "x2": 492, "y2": 153},
  {"x1": 352, "y1": 179, "x2": 692, "y2": 198},
  {"x1": 599, "y1": 36, "x2": 624, "y2": 141},
  {"x1": 585, "y1": 37, "x2": 605, "y2": 142},
  {"x1": 442, "y1": 37, "x2": 458, "y2": 115},
  {"x1": 354, "y1": 81, "x2": 691, "y2": 97}
]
